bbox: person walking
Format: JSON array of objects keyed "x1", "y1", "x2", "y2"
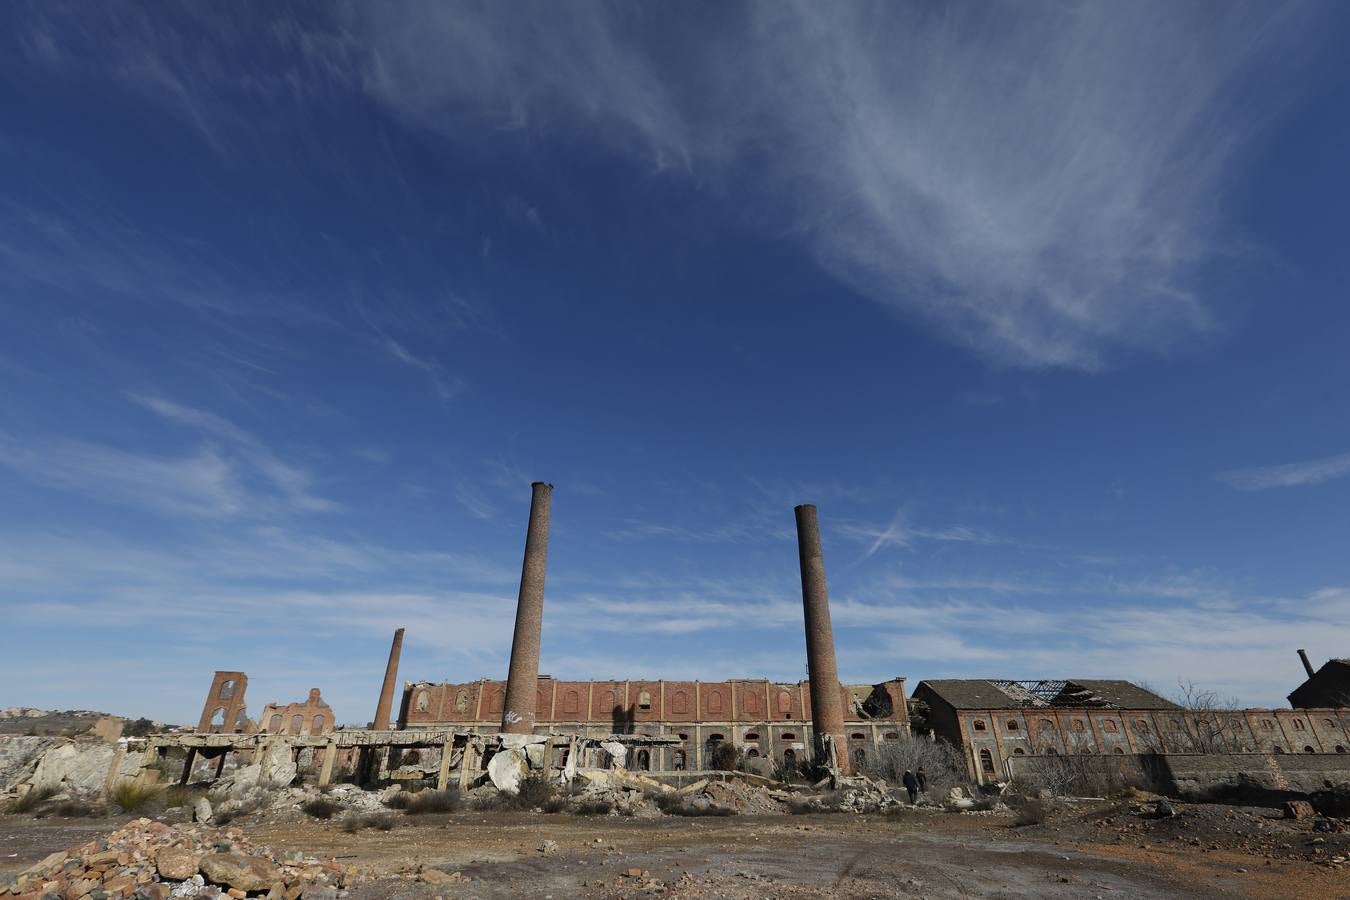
[
  {"x1": 915, "y1": 766, "x2": 927, "y2": 795},
  {"x1": 902, "y1": 769, "x2": 919, "y2": 804}
]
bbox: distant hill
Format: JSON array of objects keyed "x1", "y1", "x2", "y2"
[{"x1": 0, "y1": 708, "x2": 168, "y2": 736}]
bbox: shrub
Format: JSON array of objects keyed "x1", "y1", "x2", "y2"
[
  {"x1": 364, "y1": 812, "x2": 396, "y2": 831},
  {"x1": 162, "y1": 786, "x2": 203, "y2": 810},
  {"x1": 340, "y1": 813, "x2": 363, "y2": 833},
  {"x1": 515, "y1": 774, "x2": 552, "y2": 809},
  {"x1": 124, "y1": 718, "x2": 156, "y2": 738},
  {"x1": 403, "y1": 789, "x2": 461, "y2": 815},
  {"x1": 787, "y1": 795, "x2": 846, "y2": 815},
  {"x1": 384, "y1": 791, "x2": 415, "y2": 811},
  {"x1": 111, "y1": 782, "x2": 162, "y2": 813},
  {"x1": 572, "y1": 800, "x2": 613, "y2": 816},
  {"x1": 51, "y1": 800, "x2": 101, "y2": 818},
  {"x1": 301, "y1": 797, "x2": 340, "y2": 820},
  {"x1": 7, "y1": 786, "x2": 59, "y2": 814},
  {"x1": 867, "y1": 736, "x2": 968, "y2": 795},
  {"x1": 655, "y1": 794, "x2": 733, "y2": 817},
  {"x1": 542, "y1": 796, "x2": 568, "y2": 814},
  {"x1": 709, "y1": 743, "x2": 740, "y2": 772},
  {"x1": 1009, "y1": 796, "x2": 1049, "y2": 826}
]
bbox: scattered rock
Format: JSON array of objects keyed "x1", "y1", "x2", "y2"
[
  {"x1": 1283, "y1": 800, "x2": 1315, "y2": 820},
  {"x1": 156, "y1": 848, "x2": 201, "y2": 881},
  {"x1": 539, "y1": 840, "x2": 559, "y2": 856},
  {"x1": 1155, "y1": 800, "x2": 1176, "y2": 818},
  {"x1": 193, "y1": 797, "x2": 213, "y2": 824}
]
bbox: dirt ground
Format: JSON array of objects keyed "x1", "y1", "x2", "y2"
[{"x1": 4, "y1": 804, "x2": 1349, "y2": 899}]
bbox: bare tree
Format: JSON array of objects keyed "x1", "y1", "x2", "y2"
[
  {"x1": 866, "y1": 735, "x2": 969, "y2": 793},
  {"x1": 1171, "y1": 680, "x2": 1249, "y2": 753}
]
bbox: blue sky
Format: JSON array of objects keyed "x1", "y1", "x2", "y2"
[{"x1": 3, "y1": 2, "x2": 1349, "y2": 723}]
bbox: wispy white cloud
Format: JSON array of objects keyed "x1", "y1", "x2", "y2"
[
  {"x1": 355, "y1": 1, "x2": 1317, "y2": 369},
  {"x1": 1217, "y1": 450, "x2": 1350, "y2": 490}
]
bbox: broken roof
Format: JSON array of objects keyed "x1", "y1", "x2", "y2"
[{"x1": 916, "y1": 679, "x2": 1179, "y2": 711}]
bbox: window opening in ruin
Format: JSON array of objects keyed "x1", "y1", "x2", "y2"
[
  {"x1": 884, "y1": 732, "x2": 900, "y2": 741},
  {"x1": 636, "y1": 749, "x2": 650, "y2": 770},
  {"x1": 312, "y1": 715, "x2": 325, "y2": 732},
  {"x1": 850, "y1": 732, "x2": 865, "y2": 740},
  {"x1": 1046, "y1": 747, "x2": 1058, "y2": 755},
  {"x1": 678, "y1": 732, "x2": 689, "y2": 741},
  {"x1": 1134, "y1": 719, "x2": 1150, "y2": 734},
  {"x1": 979, "y1": 748, "x2": 995, "y2": 775},
  {"x1": 781, "y1": 732, "x2": 796, "y2": 740},
  {"x1": 219, "y1": 680, "x2": 235, "y2": 700},
  {"x1": 1112, "y1": 747, "x2": 1124, "y2": 754},
  {"x1": 853, "y1": 748, "x2": 866, "y2": 768},
  {"x1": 290, "y1": 715, "x2": 303, "y2": 733},
  {"x1": 1273, "y1": 746, "x2": 1285, "y2": 753},
  {"x1": 1006, "y1": 720, "x2": 1019, "y2": 731},
  {"x1": 210, "y1": 707, "x2": 226, "y2": 728},
  {"x1": 233, "y1": 709, "x2": 248, "y2": 732},
  {"x1": 1324, "y1": 719, "x2": 1336, "y2": 729},
  {"x1": 1071, "y1": 720, "x2": 1085, "y2": 732},
  {"x1": 782, "y1": 748, "x2": 796, "y2": 765},
  {"x1": 708, "y1": 733, "x2": 725, "y2": 744},
  {"x1": 638, "y1": 690, "x2": 651, "y2": 711},
  {"x1": 1293, "y1": 719, "x2": 1307, "y2": 731},
  {"x1": 1039, "y1": 719, "x2": 1054, "y2": 730},
  {"x1": 269, "y1": 714, "x2": 282, "y2": 732},
  {"x1": 972, "y1": 720, "x2": 986, "y2": 731},
  {"x1": 1337, "y1": 746, "x2": 1346, "y2": 753},
  {"x1": 455, "y1": 690, "x2": 470, "y2": 712},
  {"x1": 673, "y1": 749, "x2": 686, "y2": 770},
  {"x1": 1102, "y1": 719, "x2": 1118, "y2": 733},
  {"x1": 1304, "y1": 746, "x2": 1316, "y2": 753},
  {"x1": 745, "y1": 732, "x2": 760, "y2": 741},
  {"x1": 415, "y1": 691, "x2": 429, "y2": 712},
  {"x1": 747, "y1": 748, "x2": 760, "y2": 758},
  {"x1": 1261, "y1": 719, "x2": 1274, "y2": 730},
  {"x1": 1013, "y1": 748, "x2": 1025, "y2": 755}
]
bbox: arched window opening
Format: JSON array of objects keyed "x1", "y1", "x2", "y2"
[
  {"x1": 884, "y1": 732, "x2": 900, "y2": 741},
  {"x1": 414, "y1": 691, "x2": 430, "y2": 712},
  {"x1": 1337, "y1": 746, "x2": 1347, "y2": 753},
  {"x1": 853, "y1": 748, "x2": 866, "y2": 768},
  {"x1": 1324, "y1": 719, "x2": 1337, "y2": 729},
  {"x1": 268, "y1": 714, "x2": 283, "y2": 732},
  {"x1": 778, "y1": 691, "x2": 792, "y2": 714},
  {"x1": 707, "y1": 692, "x2": 723, "y2": 714},
  {"x1": 638, "y1": 690, "x2": 652, "y2": 711},
  {"x1": 1013, "y1": 748, "x2": 1025, "y2": 755},
  {"x1": 850, "y1": 732, "x2": 866, "y2": 740},
  {"x1": 673, "y1": 750, "x2": 687, "y2": 770},
  {"x1": 290, "y1": 715, "x2": 303, "y2": 733},
  {"x1": 1293, "y1": 719, "x2": 1307, "y2": 731},
  {"x1": 1046, "y1": 747, "x2": 1058, "y2": 755},
  {"x1": 218, "y1": 680, "x2": 235, "y2": 700},
  {"x1": 972, "y1": 720, "x2": 987, "y2": 732},
  {"x1": 455, "y1": 690, "x2": 470, "y2": 712},
  {"x1": 707, "y1": 733, "x2": 725, "y2": 745},
  {"x1": 209, "y1": 707, "x2": 226, "y2": 728},
  {"x1": 743, "y1": 692, "x2": 759, "y2": 714},
  {"x1": 1071, "y1": 720, "x2": 1086, "y2": 733},
  {"x1": 1112, "y1": 747, "x2": 1125, "y2": 755},
  {"x1": 312, "y1": 715, "x2": 325, "y2": 732},
  {"x1": 233, "y1": 709, "x2": 248, "y2": 732},
  {"x1": 1273, "y1": 746, "x2": 1285, "y2": 754},
  {"x1": 677, "y1": 732, "x2": 689, "y2": 741},
  {"x1": 782, "y1": 748, "x2": 796, "y2": 767},
  {"x1": 564, "y1": 690, "x2": 580, "y2": 714},
  {"x1": 635, "y1": 749, "x2": 650, "y2": 771},
  {"x1": 1261, "y1": 719, "x2": 1274, "y2": 730},
  {"x1": 745, "y1": 732, "x2": 760, "y2": 741},
  {"x1": 978, "y1": 748, "x2": 995, "y2": 775},
  {"x1": 1304, "y1": 745, "x2": 1316, "y2": 753},
  {"x1": 1039, "y1": 719, "x2": 1054, "y2": 730},
  {"x1": 1102, "y1": 719, "x2": 1119, "y2": 733},
  {"x1": 747, "y1": 748, "x2": 760, "y2": 758},
  {"x1": 1134, "y1": 719, "x2": 1150, "y2": 734},
  {"x1": 781, "y1": 732, "x2": 796, "y2": 741},
  {"x1": 1006, "y1": 720, "x2": 1019, "y2": 731}
]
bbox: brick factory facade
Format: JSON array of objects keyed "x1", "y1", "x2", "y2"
[{"x1": 398, "y1": 675, "x2": 909, "y2": 772}]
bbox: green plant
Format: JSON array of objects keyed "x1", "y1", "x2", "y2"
[
  {"x1": 7, "y1": 785, "x2": 59, "y2": 814},
  {"x1": 301, "y1": 797, "x2": 340, "y2": 820},
  {"x1": 111, "y1": 782, "x2": 163, "y2": 813}
]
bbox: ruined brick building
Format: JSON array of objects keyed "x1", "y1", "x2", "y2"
[
  {"x1": 397, "y1": 676, "x2": 909, "y2": 772},
  {"x1": 915, "y1": 675, "x2": 1350, "y2": 783},
  {"x1": 1289, "y1": 650, "x2": 1350, "y2": 709}
]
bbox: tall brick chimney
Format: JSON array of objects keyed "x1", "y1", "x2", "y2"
[
  {"x1": 372, "y1": 627, "x2": 405, "y2": 730},
  {"x1": 794, "y1": 504, "x2": 850, "y2": 774},
  {"x1": 501, "y1": 482, "x2": 553, "y2": 734},
  {"x1": 1298, "y1": 648, "x2": 1316, "y2": 678}
]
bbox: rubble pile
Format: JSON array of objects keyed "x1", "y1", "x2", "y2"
[{"x1": 0, "y1": 819, "x2": 380, "y2": 900}]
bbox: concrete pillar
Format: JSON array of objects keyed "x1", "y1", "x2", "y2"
[
  {"x1": 502, "y1": 482, "x2": 553, "y2": 734},
  {"x1": 373, "y1": 627, "x2": 405, "y2": 730},
  {"x1": 794, "y1": 504, "x2": 850, "y2": 774}
]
